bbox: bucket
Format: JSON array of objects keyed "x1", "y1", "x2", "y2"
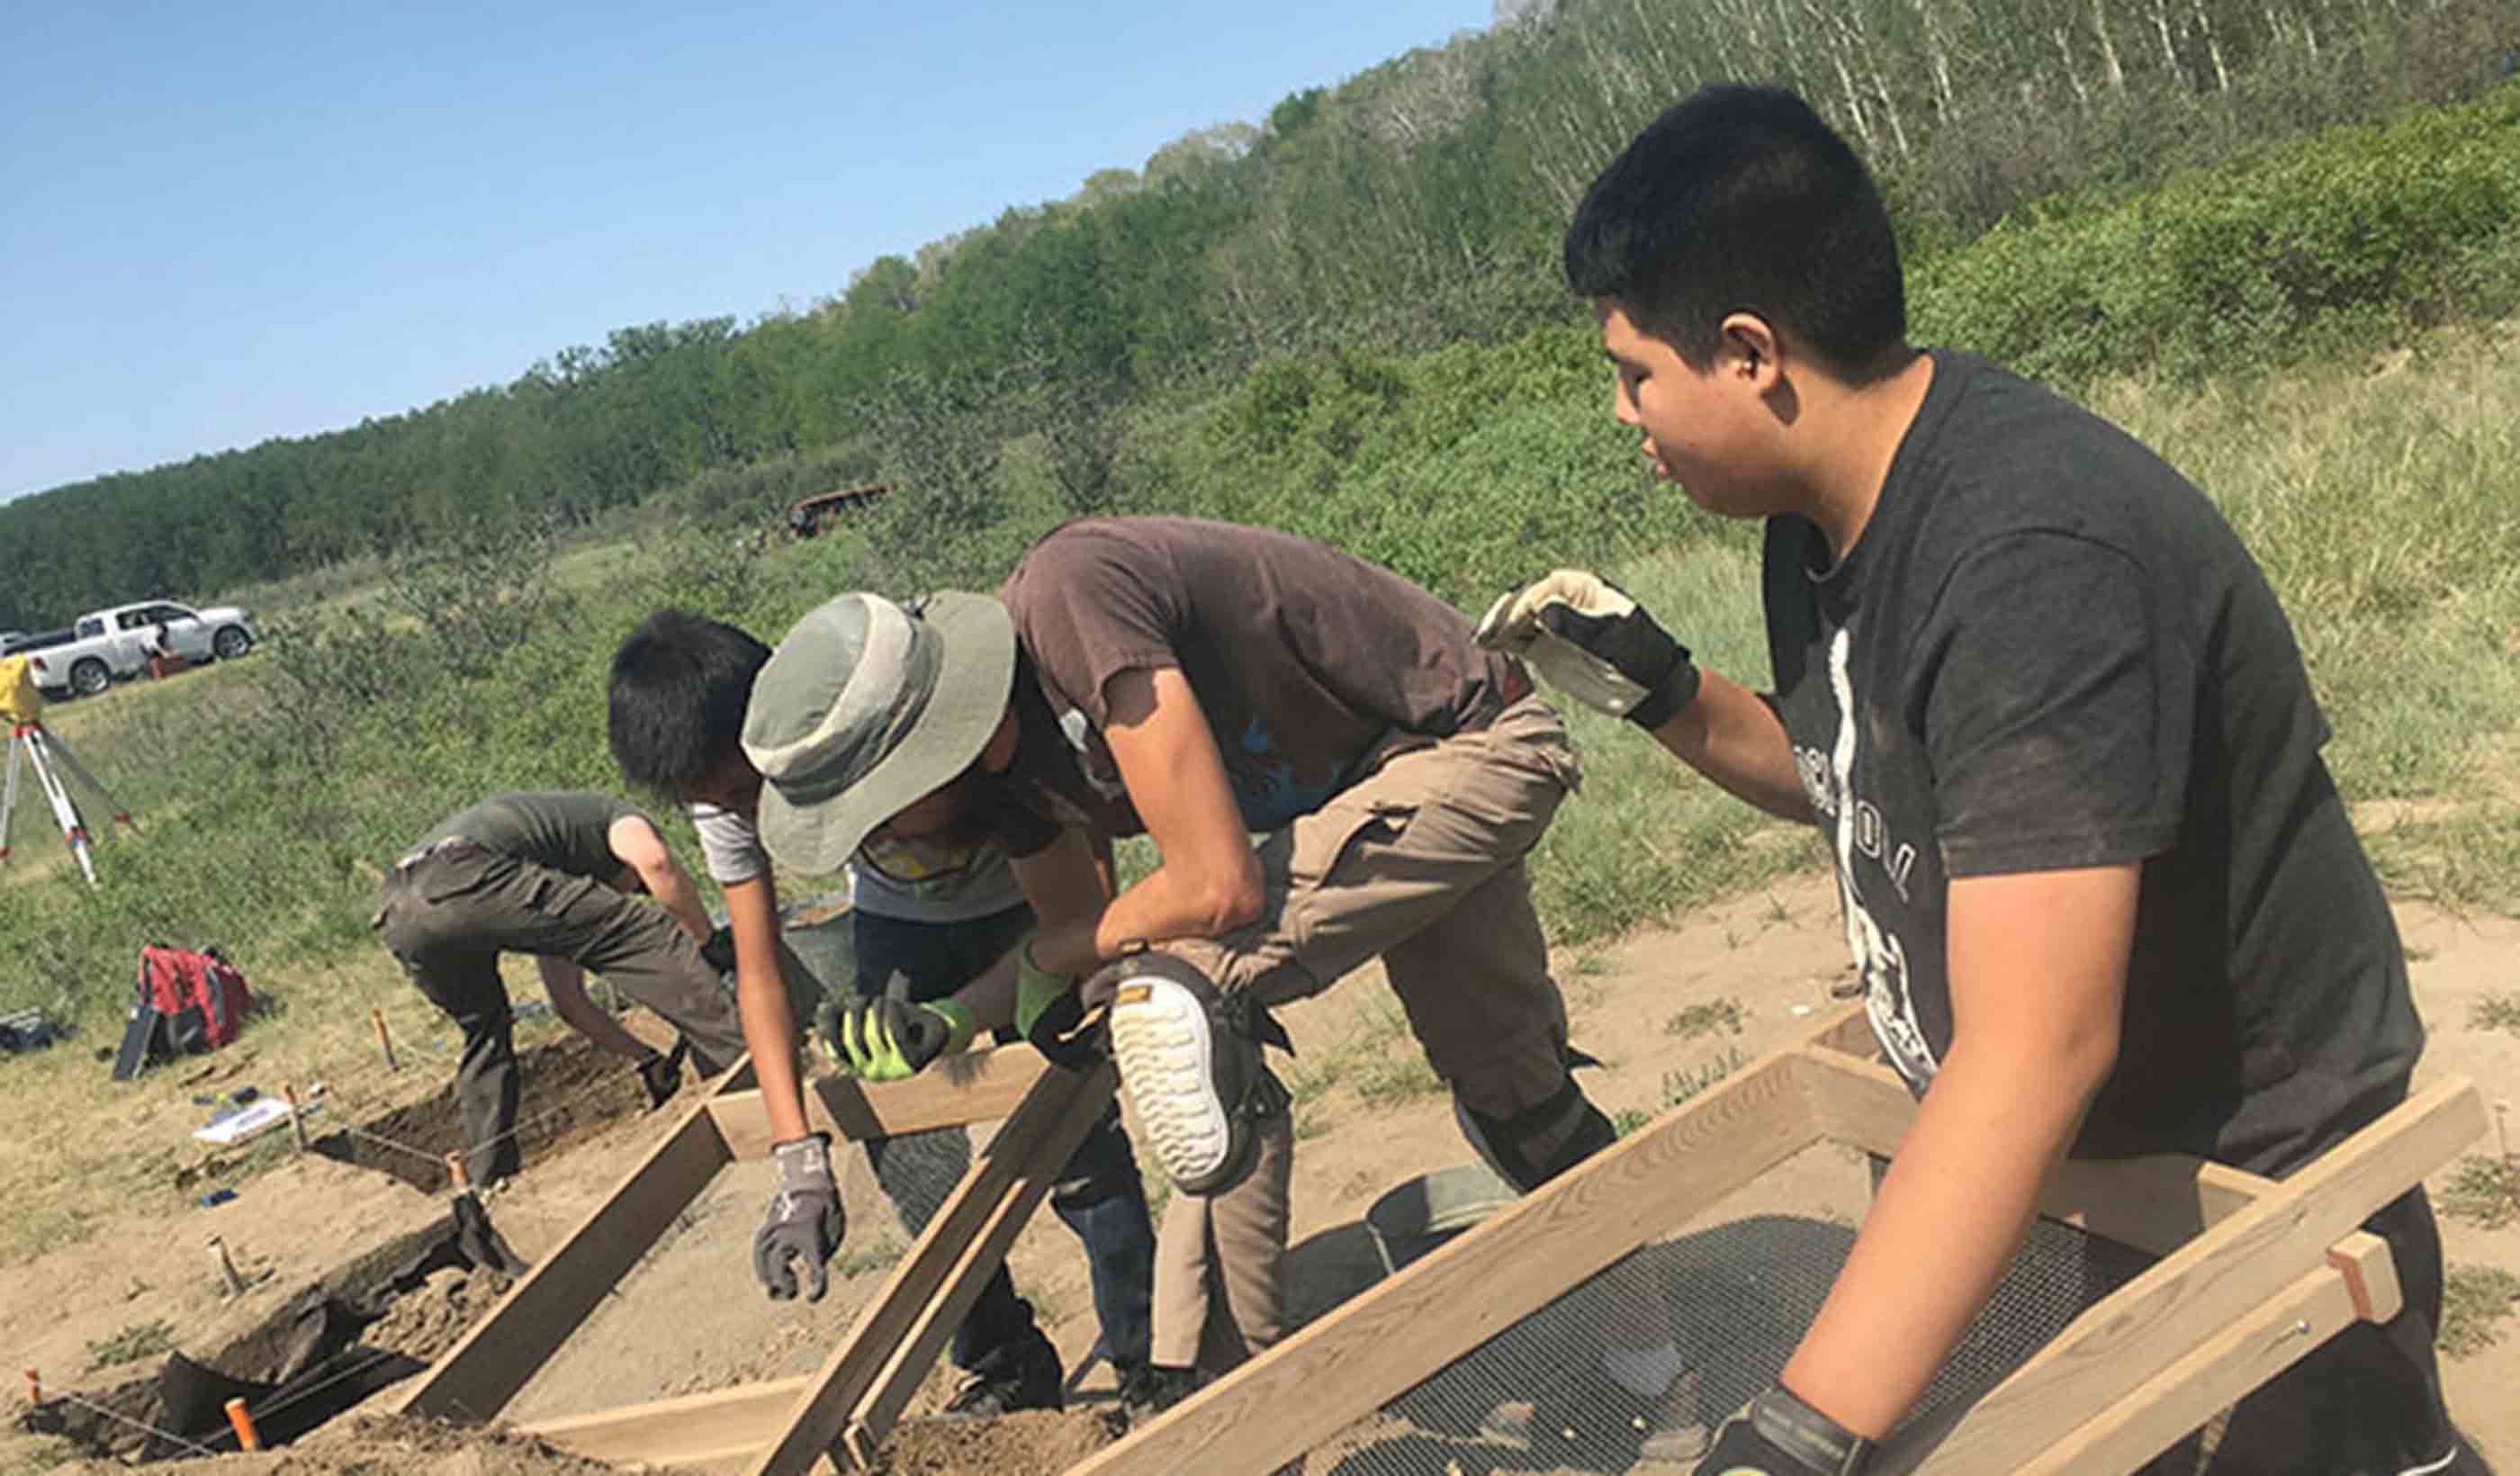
[{"x1": 1363, "y1": 1163, "x2": 1517, "y2": 1276}]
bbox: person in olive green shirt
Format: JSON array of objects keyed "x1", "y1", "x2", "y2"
[{"x1": 373, "y1": 790, "x2": 745, "y2": 1184}]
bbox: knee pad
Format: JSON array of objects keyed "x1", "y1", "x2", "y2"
[
  {"x1": 1454, "y1": 1074, "x2": 1616, "y2": 1193},
  {"x1": 1093, "y1": 950, "x2": 1290, "y2": 1199}
]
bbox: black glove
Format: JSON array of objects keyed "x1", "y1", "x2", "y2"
[
  {"x1": 1694, "y1": 1385, "x2": 1871, "y2": 1476},
  {"x1": 1475, "y1": 570, "x2": 1700, "y2": 730},
  {"x1": 634, "y1": 1038, "x2": 689, "y2": 1110},
  {"x1": 699, "y1": 923, "x2": 738, "y2": 975},
  {"x1": 753, "y1": 1133, "x2": 844, "y2": 1301}
]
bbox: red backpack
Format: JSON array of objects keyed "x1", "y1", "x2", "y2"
[{"x1": 112, "y1": 945, "x2": 253, "y2": 1079}]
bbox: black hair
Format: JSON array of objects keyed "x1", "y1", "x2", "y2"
[
  {"x1": 1563, "y1": 85, "x2": 1906, "y2": 380},
  {"x1": 607, "y1": 608, "x2": 770, "y2": 798}
]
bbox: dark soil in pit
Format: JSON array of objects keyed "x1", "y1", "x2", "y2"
[
  {"x1": 312, "y1": 1033, "x2": 647, "y2": 1193},
  {"x1": 869, "y1": 1408, "x2": 1122, "y2": 1475}
]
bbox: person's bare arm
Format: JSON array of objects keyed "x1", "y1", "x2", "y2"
[
  {"x1": 1642, "y1": 667, "x2": 1813, "y2": 823},
  {"x1": 608, "y1": 814, "x2": 712, "y2": 943},
  {"x1": 536, "y1": 955, "x2": 655, "y2": 1061},
  {"x1": 1776, "y1": 861, "x2": 2136, "y2": 1436},
  {"x1": 1022, "y1": 667, "x2": 1257, "y2": 980},
  {"x1": 722, "y1": 872, "x2": 809, "y2": 1142},
  {"x1": 942, "y1": 828, "x2": 1122, "y2": 1030}
]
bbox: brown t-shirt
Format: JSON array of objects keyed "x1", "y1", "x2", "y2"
[{"x1": 986, "y1": 517, "x2": 1523, "y2": 851}]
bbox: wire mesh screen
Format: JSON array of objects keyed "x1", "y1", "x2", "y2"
[{"x1": 1300, "y1": 1145, "x2": 2156, "y2": 1475}]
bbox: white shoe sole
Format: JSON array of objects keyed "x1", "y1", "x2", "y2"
[{"x1": 1108, "y1": 975, "x2": 1232, "y2": 1189}]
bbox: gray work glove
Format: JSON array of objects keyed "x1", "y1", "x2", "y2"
[
  {"x1": 1475, "y1": 570, "x2": 1701, "y2": 730},
  {"x1": 754, "y1": 1132, "x2": 843, "y2": 1301}
]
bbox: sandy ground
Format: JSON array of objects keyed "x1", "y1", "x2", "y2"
[{"x1": 4, "y1": 870, "x2": 2514, "y2": 1473}]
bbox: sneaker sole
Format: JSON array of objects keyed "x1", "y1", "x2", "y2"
[{"x1": 1109, "y1": 976, "x2": 1232, "y2": 1189}]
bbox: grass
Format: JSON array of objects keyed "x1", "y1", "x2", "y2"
[
  {"x1": 82, "y1": 1318, "x2": 173, "y2": 1372},
  {"x1": 1660, "y1": 1049, "x2": 1750, "y2": 1111},
  {"x1": 2472, "y1": 993, "x2": 2520, "y2": 1037},
  {"x1": 2439, "y1": 1156, "x2": 2520, "y2": 1231},
  {"x1": 2439, "y1": 1264, "x2": 2520, "y2": 1359},
  {"x1": 1665, "y1": 999, "x2": 1744, "y2": 1041}
]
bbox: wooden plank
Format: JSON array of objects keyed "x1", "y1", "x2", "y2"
[
  {"x1": 390, "y1": 1068, "x2": 742, "y2": 1422},
  {"x1": 838, "y1": 1063, "x2": 1121, "y2": 1459},
  {"x1": 516, "y1": 1377, "x2": 811, "y2": 1468},
  {"x1": 1874, "y1": 1077, "x2": 2484, "y2": 1474},
  {"x1": 1796, "y1": 1047, "x2": 2285, "y2": 1258},
  {"x1": 708, "y1": 1045, "x2": 1052, "y2": 1156},
  {"x1": 1809, "y1": 1002, "x2": 1879, "y2": 1058},
  {"x1": 2019, "y1": 1229, "x2": 2400, "y2": 1474},
  {"x1": 741, "y1": 1059, "x2": 1111, "y2": 1476},
  {"x1": 1072, "y1": 1046, "x2": 1822, "y2": 1476}
]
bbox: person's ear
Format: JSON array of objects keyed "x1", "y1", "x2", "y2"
[{"x1": 1716, "y1": 311, "x2": 1784, "y2": 391}]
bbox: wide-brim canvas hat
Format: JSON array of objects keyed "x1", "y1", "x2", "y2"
[{"x1": 744, "y1": 590, "x2": 1014, "y2": 876}]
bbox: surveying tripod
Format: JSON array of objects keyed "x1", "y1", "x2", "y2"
[{"x1": 1, "y1": 721, "x2": 139, "y2": 889}]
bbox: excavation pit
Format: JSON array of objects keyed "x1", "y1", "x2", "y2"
[
  {"x1": 312, "y1": 1033, "x2": 652, "y2": 1194},
  {"x1": 17, "y1": 1214, "x2": 518, "y2": 1462}
]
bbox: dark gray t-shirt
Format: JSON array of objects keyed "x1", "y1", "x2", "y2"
[
  {"x1": 419, "y1": 791, "x2": 638, "y2": 883},
  {"x1": 1763, "y1": 351, "x2": 2421, "y2": 1176}
]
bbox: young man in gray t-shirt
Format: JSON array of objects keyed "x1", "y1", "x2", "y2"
[{"x1": 1481, "y1": 84, "x2": 2473, "y2": 1476}]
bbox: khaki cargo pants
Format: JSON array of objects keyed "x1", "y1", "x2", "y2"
[
  {"x1": 1153, "y1": 695, "x2": 1583, "y2": 1372},
  {"x1": 375, "y1": 840, "x2": 816, "y2": 1184}
]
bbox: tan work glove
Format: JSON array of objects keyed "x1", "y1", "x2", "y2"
[{"x1": 1475, "y1": 570, "x2": 1701, "y2": 730}]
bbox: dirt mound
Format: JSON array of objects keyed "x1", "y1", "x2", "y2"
[
  {"x1": 869, "y1": 1408, "x2": 1121, "y2": 1475},
  {"x1": 363, "y1": 1264, "x2": 508, "y2": 1364},
  {"x1": 312, "y1": 1034, "x2": 648, "y2": 1193},
  {"x1": 123, "y1": 1412, "x2": 638, "y2": 1474}
]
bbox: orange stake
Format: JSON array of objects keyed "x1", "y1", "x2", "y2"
[
  {"x1": 372, "y1": 1006, "x2": 400, "y2": 1073},
  {"x1": 282, "y1": 1084, "x2": 309, "y2": 1153},
  {"x1": 22, "y1": 1367, "x2": 39, "y2": 1405},
  {"x1": 446, "y1": 1151, "x2": 471, "y2": 1192},
  {"x1": 224, "y1": 1396, "x2": 262, "y2": 1451}
]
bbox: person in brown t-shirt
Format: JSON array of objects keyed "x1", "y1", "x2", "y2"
[{"x1": 740, "y1": 517, "x2": 1646, "y2": 1409}]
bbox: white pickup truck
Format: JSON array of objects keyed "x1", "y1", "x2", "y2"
[{"x1": 24, "y1": 600, "x2": 260, "y2": 698}]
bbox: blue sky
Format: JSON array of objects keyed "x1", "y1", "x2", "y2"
[{"x1": 1, "y1": 0, "x2": 1493, "y2": 503}]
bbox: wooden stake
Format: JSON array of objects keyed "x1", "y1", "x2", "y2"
[
  {"x1": 373, "y1": 1007, "x2": 400, "y2": 1073},
  {"x1": 208, "y1": 1236, "x2": 247, "y2": 1298},
  {"x1": 224, "y1": 1396, "x2": 262, "y2": 1451},
  {"x1": 446, "y1": 1151, "x2": 472, "y2": 1192},
  {"x1": 282, "y1": 1084, "x2": 309, "y2": 1153},
  {"x1": 22, "y1": 1368, "x2": 39, "y2": 1405}
]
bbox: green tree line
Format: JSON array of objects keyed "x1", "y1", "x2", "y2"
[{"x1": 3, "y1": 0, "x2": 2512, "y2": 630}]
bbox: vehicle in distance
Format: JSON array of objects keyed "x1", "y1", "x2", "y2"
[{"x1": 25, "y1": 600, "x2": 260, "y2": 698}]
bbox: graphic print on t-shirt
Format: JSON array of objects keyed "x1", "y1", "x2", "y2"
[
  {"x1": 1229, "y1": 715, "x2": 1346, "y2": 832},
  {"x1": 1804, "y1": 626, "x2": 1940, "y2": 1089}
]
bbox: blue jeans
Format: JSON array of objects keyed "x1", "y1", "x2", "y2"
[{"x1": 854, "y1": 903, "x2": 1156, "y2": 1372}]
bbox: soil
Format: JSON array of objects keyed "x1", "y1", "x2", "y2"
[
  {"x1": 122, "y1": 1413, "x2": 663, "y2": 1475},
  {"x1": 364, "y1": 1264, "x2": 509, "y2": 1365},
  {"x1": 311, "y1": 1033, "x2": 654, "y2": 1195},
  {"x1": 5, "y1": 870, "x2": 2515, "y2": 1474},
  {"x1": 868, "y1": 1408, "x2": 1121, "y2": 1475}
]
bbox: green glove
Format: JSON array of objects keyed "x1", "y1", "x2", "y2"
[
  {"x1": 828, "y1": 995, "x2": 976, "y2": 1081},
  {"x1": 1014, "y1": 940, "x2": 1072, "y2": 1041}
]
